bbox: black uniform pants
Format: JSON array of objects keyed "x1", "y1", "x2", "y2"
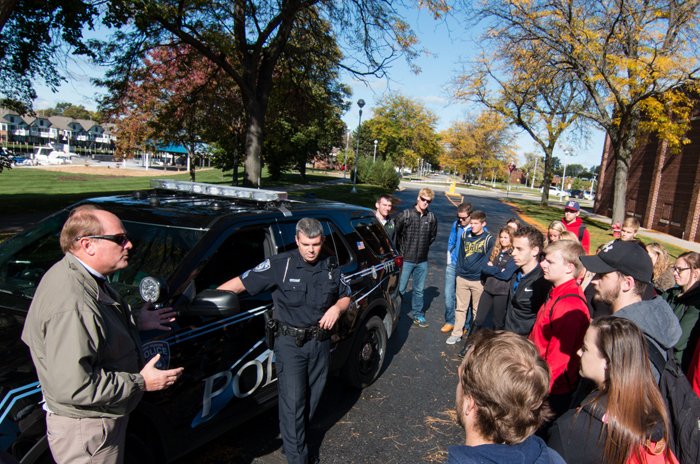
[{"x1": 275, "y1": 334, "x2": 330, "y2": 464}]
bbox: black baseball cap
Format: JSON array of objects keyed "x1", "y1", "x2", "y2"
[{"x1": 579, "y1": 240, "x2": 653, "y2": 283}]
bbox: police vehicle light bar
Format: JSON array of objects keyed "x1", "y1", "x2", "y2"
[{"x1": 150, "y1": 180, "x2": 288, "y2": 202}]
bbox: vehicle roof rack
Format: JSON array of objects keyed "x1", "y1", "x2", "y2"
[{"x1": 150, "y1": 180, "x2": 288, "y2": 202}]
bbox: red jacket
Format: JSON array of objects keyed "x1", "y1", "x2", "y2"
[
  {"x1": 529, "y1": 279, "x2": 590, "y2": 395},
  {"x1": 561, "y1": 216, "x2": 590, "y2": 254},
  {"x1": 687, "y1": 335, "x2": 700, "y2": 397}
]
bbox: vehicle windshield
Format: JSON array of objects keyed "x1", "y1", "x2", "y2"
[{"x1": 0, "y1": 212, "x2": 205, "y2": 308}]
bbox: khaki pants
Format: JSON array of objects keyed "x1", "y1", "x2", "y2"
[
  {"x1": 452, "y1": 277, "x2": 484, "y2": 338},
  {"x1": 46, "y1": 413, "x2": 128, "y2": 464}
]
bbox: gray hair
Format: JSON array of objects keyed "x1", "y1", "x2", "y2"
[{"x1": 296, "y1": 218, "x2": 323, "y2": 238}]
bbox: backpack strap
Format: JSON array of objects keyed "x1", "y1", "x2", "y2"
[
  {"x1": 485, "y1": 233, "x2": 493, "y2": 249},
  {"x1": 550, "y1": 293, "x2": 588, "y2": 320},
  {"x1": 644, "y1": 335, "x2": 668, "y2": 375},
  {"x1": 578, "y1": 224, "x2": 586, "y2": 241},
  {"x1": 545, "y1": 292, "x2": 589, "y2": 392},
  {"x1": 449, "y1": 220, "x2": 459, "y2": 253}
]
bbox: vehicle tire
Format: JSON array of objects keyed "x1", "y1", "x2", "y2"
[
  {"x1": 124, "y1": 431, "x2": 156, "y2": 464},
  {"x1": 340, "y1": 316, "x2": 387, "y2": 389}
]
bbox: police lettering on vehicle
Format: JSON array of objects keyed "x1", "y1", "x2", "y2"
[{"x1": 193, "y1": 341, "x2": 275, "y2": 427}]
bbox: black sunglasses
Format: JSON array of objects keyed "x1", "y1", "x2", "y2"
[
  {"x1": 76, "y1": 233, "x2": 130, "y2": 246},
  {"x1": 457, "y1": 216, "x2": 470, "y2": 221},
  {"x1": 420, "y1": 197, "x2": 432, "y2": 204}
]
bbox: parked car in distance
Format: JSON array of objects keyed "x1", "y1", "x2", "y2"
[
  {"x1": 542, "y1": 186, "x2": 566, "y2": 197},
  {"x1": 583, "y1": 190, "x2": 594, "y2": 200},
  {"x1": 568, "y1": 189, "x2": 584, "y2": 199}
]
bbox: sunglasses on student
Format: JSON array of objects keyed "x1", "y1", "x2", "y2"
[
  {"x1": 457, "y1": 216, "x2": 470, "y2": 221},
  {"x1": 419, "y1": 197, "x2": 432, "y2": 204},
  {"x1": 76, "y1": 234, "x2": 130, "y2": 246}
]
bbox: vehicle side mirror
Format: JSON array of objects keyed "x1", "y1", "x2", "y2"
[{"x1": 183, "y1": 289, "x2": 240, "y2": 317}]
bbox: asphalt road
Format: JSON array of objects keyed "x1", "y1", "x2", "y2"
[{"x1": 175, "y1": 177, "x2": 524, "y2": 464}]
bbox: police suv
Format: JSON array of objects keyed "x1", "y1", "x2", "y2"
[{"x1": 0, "y1": 180, "x2": 403, "y2": 463}]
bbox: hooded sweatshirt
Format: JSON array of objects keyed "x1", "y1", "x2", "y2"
[
  {"x1": 613, "y1": 296, "x2": 682, "y2": 382},
  {"x1": 561, "y1": 216, "x2": 590, "y2": 253},
  {"x1": 446, "y1": 435, "x2": 565, "y2": 464}
]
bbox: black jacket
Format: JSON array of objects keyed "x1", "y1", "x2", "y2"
[
  {"x1": 549, "y1": 394, "x2": 665, "y2": 464},
  {"x1": 503, "y1": 264, "x2": 552, "y2": 336},
  {"x1": 394, "y1": 205, "x2": 437, "y2": 263}
]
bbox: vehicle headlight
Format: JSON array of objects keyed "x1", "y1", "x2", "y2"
[{"x1": 139, "y1": 275, "x2": 168, "y2": 303}]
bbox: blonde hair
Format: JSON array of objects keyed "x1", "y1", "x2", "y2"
[
  {"x1": 646, "y1": 243, "x2": 670, "y2": 281},
  {"x1": 546, "y1": 221, "x2": 567, "y2": 246},
  {"x1": 623, "y1": 216, "x2": 640, "y2": 231},
  {"x1": 548, "y1": 221, "x2": 566, "y2": 234},
  {"x1": 490, "y1": 226, "x2": 514, "y2": 262},
  {"x1": 543, "y1": 239, "x2": 586, "y2": 275},
  {"x1": 559, "y1": 231, "x2": 579, "y2": 242},
  {"x1": 418, "y1": 188, "x2": 434, "y2": 200}
]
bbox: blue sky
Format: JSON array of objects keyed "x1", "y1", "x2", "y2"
[{"x1": 32, "y1": 7, "x2": 604, "y2": 169}]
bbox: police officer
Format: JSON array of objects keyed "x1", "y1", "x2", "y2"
[{"x1": 218, "y1": 218, "x2": 351, "y2": 464}]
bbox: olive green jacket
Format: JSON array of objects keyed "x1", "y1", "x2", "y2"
[
  {"x1": 663, "y1": 282, "x2": 700, "y2": 371},
  {"x1": 21, "y1": 253, "x2": 145, "y2": 419}
]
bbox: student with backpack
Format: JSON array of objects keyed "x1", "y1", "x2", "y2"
[
  {"x1": 529, "y1": 240, "x2": 590, "y2": 419},
  {"x1": 549, "y1": 317, "x2": 680, "y2": 464},
  {"x1": 562, "y1": 201, "x2": 590, "y2": 253},
  {"x1": 580, "y1": 241, "x2": 700, "y2": 464},
  {"x1": 448, "y1": 211, "x2": 493, "y2": 345},
  {"x1": 443, "y1": 203, "x2": 474, "y2": 334}
]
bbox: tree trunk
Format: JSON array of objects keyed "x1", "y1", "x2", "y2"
[
  {"x1": 608, "y1": 107, "x2": 641, "y2": 226},
  {"x1": 189, "y1": 155, "x2": 196, "y2": 182},
  {"x1": 299, "y1": 161, "x2": 306, "y2": 180},
  {"x1": 243, "y1": 106, "x2": 264, "y2": 187},
  {"x1": 610, "y1": 144, "x2": 632, "y2": 226},
  {"x1": 540, "y1": 147, "x2": 555, "y2": 207},
  {"x1": 232, "y1": 152, "x2": 239, "y2": 186}
]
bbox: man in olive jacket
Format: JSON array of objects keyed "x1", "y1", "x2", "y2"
[{"x1": 22, "y1": 205, "x2": 183, "y2": 464}]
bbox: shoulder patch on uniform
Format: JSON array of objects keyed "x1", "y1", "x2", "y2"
[{"x1": 253, "y1": 259, "x2": 271, "y2": 272}]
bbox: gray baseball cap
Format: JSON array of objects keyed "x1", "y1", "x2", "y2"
[{"x1": 579, "y1": 240, "x2": 653, "y2": 283}]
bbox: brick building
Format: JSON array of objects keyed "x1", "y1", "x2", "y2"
[{"x1": 594, "y1": 122, "x2": 700, "y2": 243}]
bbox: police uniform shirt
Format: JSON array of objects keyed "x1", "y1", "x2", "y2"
[{"x1": 241, "y1": 249, "x2": 351, "y2": 328}]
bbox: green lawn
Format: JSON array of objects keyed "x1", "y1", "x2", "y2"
[
  {"x1": 293, "y1": 184, "x2": 394, "y2": 210},
  {"x1": 508, "y1": 199, "x2": 690, "y2": 259},
  {"x1": 0, "y1": 167, "x2": 335, "y2": 217}
]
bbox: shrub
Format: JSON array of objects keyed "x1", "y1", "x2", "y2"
[
  {"x1": 382, "y1": 160, "x2": 400, "y2": 190},
  {"x1": 352, "y1": 158, "x2": 400, "y2": 190}
]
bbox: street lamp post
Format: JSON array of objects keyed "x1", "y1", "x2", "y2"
[
  {"x1": 351, "y1": 99, "x2": 365, "y2": 193},
  {"x1": 531, "y1": 156, "x2": 538, "y2": 189},
  {"x1": 373, "y1": 139, "x2": 378, "y2": 162},
  {"x1": 562, "y1": 149, "x2": 569, "y2": 196},
  {"x1": 343, "y1": 127, "x2": 350, "y2": 178}
]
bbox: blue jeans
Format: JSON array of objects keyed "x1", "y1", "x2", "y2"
[
  {"x1": 444, "y1": 263, "x2": 456, "y2": 325},
  {"x1": 399, "y1": 261, "x2": 428, "y2": 319}
]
